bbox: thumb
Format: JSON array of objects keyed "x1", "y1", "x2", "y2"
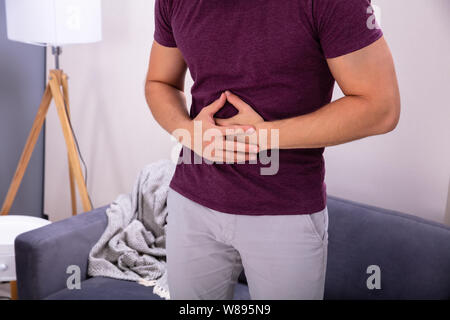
[
  {"x1": 224, "y1": 90, "x2": 250, "y2": 112},
  {"x1": 205, "y1": 92, "x2": 226, "y2": 115}
]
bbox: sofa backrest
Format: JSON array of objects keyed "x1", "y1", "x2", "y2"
[{"x1": 324, "y1": 196, "x2": 450, "y2": 300}]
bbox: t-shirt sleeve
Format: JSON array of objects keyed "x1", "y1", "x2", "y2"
[
  {"x1": 313, "y1": 0, "x2": 383, "y2": 59},
  {"x1": 154, "y1": 0, "x2": 177, "y2": 47}
]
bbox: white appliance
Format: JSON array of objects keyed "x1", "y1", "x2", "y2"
[{"x1": 0, "y1": 216, "x2": 51, "y2": 282}]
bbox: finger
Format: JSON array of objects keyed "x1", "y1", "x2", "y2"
[
  {"x1": 217, "y1": 139, "x2": 259, "y2": 154},
  {"x1": 211, "y1": 150, "x2": 256, "y2": 163},
  {"x1": 217, "y1": 125, "x2": 256, "y2": 137},
  {"x1": 205, "y1": 92, "x2": 226, "y2": 115},
  {"x1": 215, "y1": 117, "x2": 237, "y2": 126},
  {"x1": 224, "y1": 90, "x2": 251, "y2": 112},
  {"x1": 235, "y1": 132, "x2": 259, "y2": 146}
]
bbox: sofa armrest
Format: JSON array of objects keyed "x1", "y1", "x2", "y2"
[{"x1": 15, "y1": 205, "x2": 109, "y2": 300}]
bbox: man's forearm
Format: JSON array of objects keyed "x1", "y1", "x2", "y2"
[
  {"x1": 145, "y1": 81, "x2": 191, "y2": 134},
  {"x1": 257, "y1": 94, "x2": 399, "y2": 150}
]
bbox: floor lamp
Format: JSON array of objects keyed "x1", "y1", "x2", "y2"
[{"x1": 1, "y1": 0, "x2": 102, "y2": 217}]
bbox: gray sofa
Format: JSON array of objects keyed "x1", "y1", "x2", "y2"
[{"x1": 14, "y1": 195, "x2": 450, "y2": 300}]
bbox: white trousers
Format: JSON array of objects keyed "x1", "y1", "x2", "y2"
[{"x1": 166, "y1": 187, "x2": 329, "y2": 300}]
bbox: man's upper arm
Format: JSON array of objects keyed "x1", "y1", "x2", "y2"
[
  {"x1": 146, "y1": 40, "x2": 187, "y2": 91},
  {"x1": 326, "y1": 37, "x2": 400, "y2": 120}
]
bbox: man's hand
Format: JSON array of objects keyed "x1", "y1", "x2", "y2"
[
  {"x1": 214, "y1": 91, "x2": 270, "y2": 152},
  {"x1": 175, "y1": 92, "x2": 260, "y2": 163},
  {"x1": 215, "y1": 91, "x2": 265, "y2": 127}
]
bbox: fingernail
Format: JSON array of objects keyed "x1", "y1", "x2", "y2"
[
  {"x1": 250, "y1": 154, "x2": 257, "y2": 160},
  {"x1": 250, "y1": 145, "x2": 259, "y2": 153},
  {"x1": 246, "y1": 127, "x2": 256, "y2": 134},
  {"x1": 225, "y1": 90, "x2": 231, "y2": 96}
]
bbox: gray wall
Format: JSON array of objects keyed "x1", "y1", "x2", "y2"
[{"x1": 0, "y1": 0, "x2": 45, "y2": 217}]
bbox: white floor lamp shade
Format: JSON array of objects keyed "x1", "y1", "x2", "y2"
[
  {"x1": 5, "y1": 0, "x2": 102, "y2": 46},
  {"x1": 1, "y1": 1, "x2": 100, "y2": 219}
]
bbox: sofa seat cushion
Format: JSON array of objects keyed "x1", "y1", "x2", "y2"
[
  {"x1": 45, "y1": 276, "x2": 163, "y2": 300},
  {"x1": 45, "y1": 276, "x2": 251, "y2": 300}
]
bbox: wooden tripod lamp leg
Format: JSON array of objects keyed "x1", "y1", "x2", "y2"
[
  {"x1": 10, "y1": 281, "x2": 18, "y2": 300},
  {"x1": 61, "y1": 73, "x2": 77, "y2": 216},
  {"x1": 0, "y1": 86, "x2": 53, "y2": 215},
  {"x1": 48, "y1": 71, "x2": 92, "y2": 212}
]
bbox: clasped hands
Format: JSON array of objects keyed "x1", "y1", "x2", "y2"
[{"x1": 181, "y1": 91, "x2": 270, "y2": 163}]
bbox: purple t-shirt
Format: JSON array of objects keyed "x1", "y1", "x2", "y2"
[{"x1": 154, "y1": 0, "x2": 383, "y2": 215}]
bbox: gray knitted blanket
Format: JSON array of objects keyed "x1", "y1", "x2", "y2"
[{"x1": 88, "y1": 159, "x2": 175, "y2": 299}]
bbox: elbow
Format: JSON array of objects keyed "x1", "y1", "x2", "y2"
[
  {"x1": 145, "y1": 80, "x2": 154, "y2": 99},
  {"x1": 373, "y1": 91, "x2": 401, "y2": 134},
  {"x1": 380, "y1": 102, "x2": 400, "y2": 134},
  {"x1": 145, "y1": 79, "x2": 162, "y2": 96},
  {"x1": 144, "y1": 80, "x2": 161, "y2": 109}
]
